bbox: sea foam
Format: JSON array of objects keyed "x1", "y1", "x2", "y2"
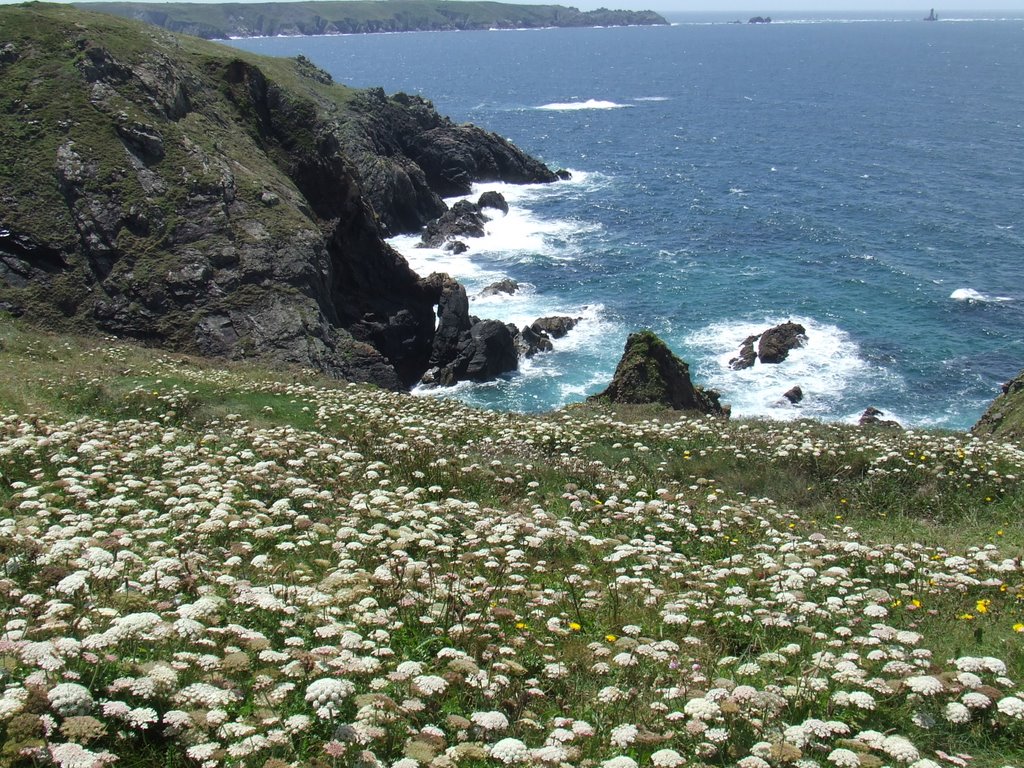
[
  {"x1": 536, "y1": 99, "x2": 631, "y2": 110},
  {"x1": 950, "y1": 288, "x2": 1013, "y2": 303},
  {"x1": 684, "y1": 317, "x2": 899, "y2": 422}
]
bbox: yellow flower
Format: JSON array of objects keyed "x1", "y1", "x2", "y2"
[
  {"x1": 568, "y1": 622, "x2": 582, "y2": 632},
  {"x1": 958, "y1": 613, "x2": 975, "y2": 621},
  {"x1": 911, "y1": 599, "x2": 922, "y2": 608},
  {"x1": 976, "y1": 599, "x2": 990, "y2": 614},
  {"x1": 1013, "y1": 623, "x2": 1024, "y2": 633},
  {"x1": 515, "y1": 622, "x2": 528, "y2": 630},
  {"x1": 605, "y1": 634, "x2": 617, "y2": 643}
]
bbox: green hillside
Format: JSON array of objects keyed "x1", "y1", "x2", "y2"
[{"x1": 77, "y1": 0, "x2": 669, "y2": 38}]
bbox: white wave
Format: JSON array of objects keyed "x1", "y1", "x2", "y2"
[
  {"x1": 536, "y1": 99, "x2": 631, "y2": 111},
  {"x1": 634, "y1": 96, "x2": 670, "y2": 102},
  {"x1": 684, "y1": 316, "x2": 898, "y2": 422},
  {"x1": 388, "y1": 174, "x2": 605, "y2": 285},
  {"x1": 950, "y1": 288, "x2": 1013, "y2": 303}
]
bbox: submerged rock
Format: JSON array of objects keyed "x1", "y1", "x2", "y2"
[
  {"x1": 590, "y1": 329, "x2": 726, "y2": 415},
  {"x1": 972, "y1": 369, "x2": 1024, "y2": 442},
  {"x1": 783, "y1": 385, "x2": 804, "y2": 404}
]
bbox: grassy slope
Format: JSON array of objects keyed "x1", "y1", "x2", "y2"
[
  {"x1": 0, "y1": 2, "x2": 357, "y2": 249},
  {"x1": 1, "y1": 317, "x2": 1023, "y2": 767},
  {"x1": 76, "y1": 0, "x2": 667, "y2": 38}
]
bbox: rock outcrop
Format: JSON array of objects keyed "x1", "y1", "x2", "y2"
[
  {"x1": 532, "y1": 316, "x2": 579, "y2": 340},
  {"x1": 730, "y1": 321, "x2": 808, "y2": 370},
  {"x1": 972, "y1": 369, "x2": 1024, "y2": 442},
  {"x1": 0, "y1": 5, "x2": 557, "y2": 390},
  {"x1": 420, "y1": 274, "x2": 518, "y2": 386},
  {"x1": 480, "y1": 279, "x2": 519, "y2": 297},
  {"x1": 420, "y1": 200, "x2": 488, "y2": 248},
  {"x1": 590, "y1": 330, "x2": 726, "y2": 415},
  {"x1": 859, "y1": 407, "x2": 902, "y2": 429}
]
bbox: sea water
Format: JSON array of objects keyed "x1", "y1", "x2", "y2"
[{"x1": 228, "y1": 12, "x2": 1024, "y2": 428}]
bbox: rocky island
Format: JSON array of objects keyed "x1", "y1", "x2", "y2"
[{"x1": 75, "y1": 0, "x2": 669, "y2": 39}]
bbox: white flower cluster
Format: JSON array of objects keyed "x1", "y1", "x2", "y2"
[
  {"x1": 489, "y1": 737, "x2": 531, "y2": 764},
  {"x1": 47, "y1": 682, "x2": 94, "y2": 717},
  {"x1": 304, "y1": 678, "x2": 355, "y2": 719}
]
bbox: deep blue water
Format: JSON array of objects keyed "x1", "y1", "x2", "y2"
[{"x1": 229, "y1": 13, "x2": 1024, "y2": 428}]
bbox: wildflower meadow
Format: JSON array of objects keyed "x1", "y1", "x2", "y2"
[{"x1": 0, "y1": 319, "x2": 1022, "y2": 768}]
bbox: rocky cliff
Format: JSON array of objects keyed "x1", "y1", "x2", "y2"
[
  {"x1": 0, "y1": 5, "x2": 556, "y2": 389},
  {"x1": 77, "y1": 1, "x2": 669, "y2": 39},
  {"x1": 972, "y1": 369, "x2": 1024, "y2": 443}
]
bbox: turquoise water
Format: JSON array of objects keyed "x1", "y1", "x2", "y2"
[{"x1": 229, "y1": 14, "x2": 1024, "y2": 428}]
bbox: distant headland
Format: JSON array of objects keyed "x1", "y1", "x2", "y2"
[{"x1": 74, "y1": 0, "x2": 669, "y2": 39}]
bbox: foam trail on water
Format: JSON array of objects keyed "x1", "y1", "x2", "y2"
[
  {"x1": 536, "y1": 99, "x2": 631, "y2": 111},
  {"x1": 684, "y1": 316, "x2": 899, "y2": 421},
  {"x1": 950, "y1": 287, "x2": 1013, "y2": 303}
]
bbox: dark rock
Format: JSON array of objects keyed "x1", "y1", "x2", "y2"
[
  {"x1": 758, "y1": 321, "x2": 807, "y2": 364},
  {"x1": 972, "y1": 369, "x2": 1024, "y2": 442},
  {"x1": 419, "y1": 200, "x2": 486, "y2": 248},
  {"x1": 423, "y1": 273, "x2": 472, "y2": 369},
  {"x1": 515, "y1": 324, "x2": 554, "y2": 358},
  {"x1": 532, "y1": 315, "x2": 579, "y2": 340},
  {"x1": 477, "y1": 191, "x2": 509, "y2": 215},
  {"x1": 748, "y1": 16, "x2": 772, "y2": 23},
  {"x1": 464, "y1": 320, "x2": 518, "y2": 381},
  {"x1": 555, "y1": 169, "x2": 573, "y2": 181},
  {"x1": 445, "y1": 240, "x2": 469, "y2": 254},
  {"x1": 590, "y1": 329, "x2": 726, "y2": 415},
  {"x1": 420, "y1": 273, "x2": 518, "y2": 385},
  {"x1": 859, "y1": 407, "x2": 902, "y2": 429},
  {"x1": 480, "y1": 278, "x2": 519, "y2": 297},
  {"x1": 0, "y1": 43, "x2": 18, "y2": 64},
  {"x1": 729, "y1": 334, "x2": 759, "y2": 371},
  {"x1": 783, "y1": 385, "x2": 803, "y2": 404},
  {"x1": 407, "y1": 123, "x2": 558, "y2": 198}
]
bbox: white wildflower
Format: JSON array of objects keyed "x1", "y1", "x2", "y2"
[
  {"x1": 489, "y1": 738, "x2": 531, "y2": 764},
  {"x1": 47, "y1": 683, "x2": 93, "y2": 717},
  {"x1": 996, "y1": 696, "x2": 1024, "y2": 719},
  {"x1": 471, "y1": 710, "x2": 509, "y2": 731},
  {"x1": 650, "y1": 748, "x2": 686, "y2": 767},
  {"x1": 609, "y1": 723, "x2": 637, "y2": 748}
]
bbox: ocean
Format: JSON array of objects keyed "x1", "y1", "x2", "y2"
[{"x1": 228, "y1": 12, "x2": 1024, "y2": 429}]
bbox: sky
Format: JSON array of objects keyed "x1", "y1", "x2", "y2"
[{"x1": 2, "y1": 0, "x2": 1023, "y2": 12}]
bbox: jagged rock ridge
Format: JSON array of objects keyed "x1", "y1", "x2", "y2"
[{"x1": 0, "y1": 4, "x2": 557, "y2": 389}]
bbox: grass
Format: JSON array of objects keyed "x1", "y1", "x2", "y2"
[{"x1": 1, "y1": 316, "x2": 1024, "y2": 768}]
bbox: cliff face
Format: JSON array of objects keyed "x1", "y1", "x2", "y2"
[
  {"x1": 77, "y1": 1, "x2": 669, "y2": 39},
  {"x1": 0, "y1": 5, "x2": 555, "y2": 389}
]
